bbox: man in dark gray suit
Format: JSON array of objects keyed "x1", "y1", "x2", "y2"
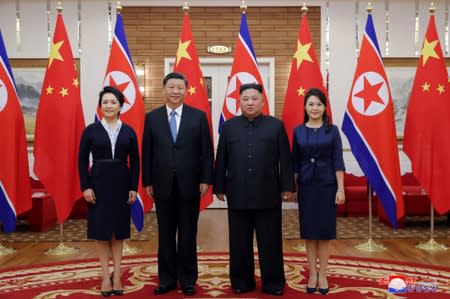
[
  {"x1": 214, "y1": 83, "x2": 295, "y2": 296},
  {"x1": 142, "y1": 72, "x2": 213, "y2": 296}
]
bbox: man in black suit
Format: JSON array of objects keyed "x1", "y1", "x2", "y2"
[
  {"x1": 142, "y1": 72, "x2": 213, "y2": 296},
  {"x1": 214, "y1": 83, "x2": 295, "y2": 296}
]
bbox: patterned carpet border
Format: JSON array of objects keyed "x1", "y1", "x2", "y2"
[
  {"x1": 0, "y1": 253, "x2": 449, "y2": 299},
  {"x1": 1, "y1": 210, "x2": 449, "y2": 242}
]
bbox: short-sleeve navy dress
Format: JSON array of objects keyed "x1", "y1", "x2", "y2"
[
  {"x1": 78, "y1": 122, "x2": 140, "y2": 241},
  {"x1": 292, "y1": 124, "x2": 345, "y2": 240}
]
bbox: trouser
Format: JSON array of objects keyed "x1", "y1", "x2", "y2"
[{"x1": 228, "y1": 207, "x2": 285, "y2": 291}]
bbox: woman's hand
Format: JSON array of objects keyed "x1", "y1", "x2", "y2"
[
  {"x1": 128, "y1": 191, "x2": 137, "y2": 204},
  {"x1": 83, "y1": 188, "x2": 96, "y2": 204},
  {"x1": 335, "y1": 189, "x2": 345, "y2": 205}
]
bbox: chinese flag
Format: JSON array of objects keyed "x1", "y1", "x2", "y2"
[
  {"x1": 403, "y1": 14, "x2": 450, "y2": 214},
  {"x1": 173, "y1": 12, "x2": 213, "y2": 210},
  {"x1": 282, "y1": 13, "x2": 331, "y2": 147},
  {"x1": 34, "y1": 12, "x2": 85, "y2": 224},
  {"x1": 0, "y1": 30, "x2": 32, "y2": 233},
  {"x1": 102, "y1": 11, "x2": 149, "y2": 231}
]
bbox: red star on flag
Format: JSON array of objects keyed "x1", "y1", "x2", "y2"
[
  {"x1": 228, "y1": 77, "x2": 243, "y2": 114},
  {"x1": 354, "y1": 76, "x2": 385, "y2": 112},
  {"x1": 109, "y1": 76, "x2": 131, "y2": 105}
]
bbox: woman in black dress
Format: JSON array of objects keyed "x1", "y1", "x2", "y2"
[
  {"x1": 78, "y1": 86, "x2": 139, "y2": 297},
  {"x1": 292, "y1": 88, "x2": 345, "y2": 295}
]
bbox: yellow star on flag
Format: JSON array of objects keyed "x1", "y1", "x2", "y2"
[
  {"x1": 46, "y1": 85, "x2": 54, "y2": 95},
  {"x1": 48, "y1": 40, "x2": 64, "y2": 68},
  {"x1": 175, "y1": 40, "x2": 192, "y2": 66},
  {"x1": 421, "y1": 38, "x2": 440, "y2": 66},
  {"x1": 188, "y1": 85, "x2": 196, "y2": 95},
  {"x1": 293, "y1": 40, "x2": 313, "y2": 69},
  {"x1": 422, "y1": 82, "x2": 430, "y2": 92},
  {"x1": 200, "y1": 78, "x2": 204, "y2": 86},
  {"x1": 297, "y1": 86, "x2": 306, "y2": 96},
  {"x1": 437, "y1": 84, "x2": 445, "y2": 94},
  {"x1": 59, "y1": 87, "x2": 69, "y2": 97},
  {"x1": 72, "y1": 78, "x2": 79, "y2": 88}
]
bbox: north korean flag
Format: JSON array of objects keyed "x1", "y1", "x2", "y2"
[{"x1": 342, "y1": 13, "x2": 404, "y2": 228}]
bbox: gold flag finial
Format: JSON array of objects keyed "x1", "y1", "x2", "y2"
[
  {"x1": 301, "y1": 3, "x2": 308, "y2": 15},
  {"x1": 116, "y1": 1, "x2": 122, "y2": 14},
  {"x1": 367, "y1": 2, "x2": 373, "y2": 13},
  {"x1": 183, "y1": 1, "x2": 190, "y2": 12},
  {"x1": 240, "y1": 0, "x2": 247, "y2": 13},
  {"x1": 429, "y1": 2, "x2": 436, "y2": 14},
  {"x1": 56, "y1": 1, "x2": 63, "y2": 14}
]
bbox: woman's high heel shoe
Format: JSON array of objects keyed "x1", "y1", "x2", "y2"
[
  {"x1": 306, "y1": 274, "x2": 318, "y2": 294},
  {"x1": 111, "y1": 273, "x2": 124, "y2": 296},
  {"x1": 318, "y1": 274, "x2": 329, "y2": 295},
  {"x1": 318, "y1": 287, "x2": 329, "y2": 295},
  {"x1": 100, "y1": 290, "x2": 113, "y2": 297}
]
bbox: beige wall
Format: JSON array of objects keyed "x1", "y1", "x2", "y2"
[{"x1": 123, "y1": 6, "x2": 321, "y2": 117}]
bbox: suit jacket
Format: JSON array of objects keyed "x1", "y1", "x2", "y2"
[
  {"x1": 142, "y1": 104, "x2": 213, "y2": 200},
  {"x1": 214, "y1": 115, "x2": 295, "y2": 210},
  {"x1": 78, "y1": 122, "x2": 140, "y2": 192}
]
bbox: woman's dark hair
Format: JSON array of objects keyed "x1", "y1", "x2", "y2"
[
  {"x1": 98, "y1": 86, "x2": 125, "y2": 107},
  {"x1": 303, "y1": 88, "x2": 331, "y2": 127}
]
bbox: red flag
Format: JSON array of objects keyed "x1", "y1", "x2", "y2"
[
  {"x1": 0, "y1": 30, "x2": 32, "y2": 232},
  {"x1": 101, "y1": 12, "x2": 150, "y2": 230},
  {"x1": 403, "y1": 14, "x2": 450, "y2": 214},
  {"x1": 342, "y1": 13, "x2": 404, "y2": 227},
  {"x1": 173, "y1": 12, "x2": 213, "y2": 210},
  {"x1": 282, "y1": 13, "x2": 331, "y2": 147},
  {"x1": 219, "y1": 12, "x2": 269, "y2": 132},
  {"x1": 34, "y1": 12, "x2": 85, "y2": 224}
]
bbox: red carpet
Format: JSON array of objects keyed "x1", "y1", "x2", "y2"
[{"x1": 0, "y1": 253, "x2": 449, "y2": 298}]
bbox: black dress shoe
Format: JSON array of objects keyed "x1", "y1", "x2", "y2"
[
  {"x1": 233, "y1": 287, "x2": 254, "y2": 294},
  {"x1": 306, "y1": 286, "x2": 317, "y2": 293},
  {"x1": 154, "y1": 284, "x2": 177, "y2": 295},
  {"x1": 182, "y1": 286, "x2": 196, "y2": 296},
  {"x1": 262, "y1": 288, "x2": 284, "y2": 296},
  {"x1": 318, "y1": 287, "x2": 329, "y2": 295}
]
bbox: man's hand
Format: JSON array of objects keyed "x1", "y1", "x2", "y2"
[
  {"x1": 199, "y1": 183, "x2": 209, "y2": 197},
  {"x1": 128, "y1": 191, "x2": 137, "y2": 204},
  {"x1": 216, "y1": 194, "x2": 226, "y2": 201},
  {"x1": 83, "y1": 188, "x2": 96, "y2": 204},
  {"x1": 145, "y1": 185, "x2": 153, "y2": 197},
  {"x1": 281, "y1": 191, "x2": 295, "y2": 202}
]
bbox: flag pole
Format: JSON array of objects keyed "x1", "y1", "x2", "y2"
[
  {"x1": 355, "y1": 184, "x2": 387, "y2": 251},
  {"x1": 415, "y1": 202, "x2": 448, "y2": 251},
  {"x1": 45, "y1": 222, "x2": 79, "y2": 255},
  {"x1": 411, "y1": 2, "x2": 447, "y2": 252},
  {"x1": 0, "y1": 242, "x2": 16, "y2": 256},
  {"x1": 180, "y1": 0, "x2": 204, "y2": 254},
  {"x1": 114, "y1": 0, "x2": 143, "y2": 256},
  {"x1": 40, "y1": 1, "x2": 79, "y2": 257},
  {"x1": 292, "y1": 3, "x2": 309, "y2": 253}
]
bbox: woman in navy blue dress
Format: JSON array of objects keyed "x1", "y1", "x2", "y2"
[
  {"x1": 78, "y1": 86, "x2": 139, "y2": 297},
  {"x1": 292, "y1": 88, "x2": 345, "y2": 295}
]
